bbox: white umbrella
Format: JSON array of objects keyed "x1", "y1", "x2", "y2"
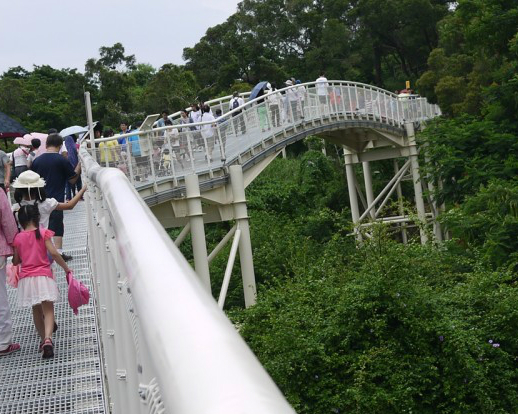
[{"x1": 60, "y1": 125, "x2": 88, "y2": 137}]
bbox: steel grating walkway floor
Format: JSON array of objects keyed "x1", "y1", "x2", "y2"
[{"x1": 0, "y1": 201, "x2": 106, "y2": 414}]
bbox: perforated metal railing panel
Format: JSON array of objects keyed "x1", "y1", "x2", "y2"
[{"x1": 0, "y1": 201, "x2": 106, "y2": 414}]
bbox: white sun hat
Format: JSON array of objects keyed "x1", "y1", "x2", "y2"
[{"x1": 12, "y1": 170, "x2": 46, "y2": 189}]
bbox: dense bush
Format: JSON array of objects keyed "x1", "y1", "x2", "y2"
[
  {"x1": 232, "y1": 236, "x2": 518, "y2": 413},
  {"x1": 440, "y1": 179, "x2": 518, "y2": 270},
  {"x1": 419, "y1": 116, "x2": 518, "y2": 205}
]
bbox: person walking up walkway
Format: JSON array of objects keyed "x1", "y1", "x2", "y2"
[
  {"x1": 12, "y1": 204, "x2": 72, "y2": 359},
  {"x1": 31, "y1": 133, "x2": 81, "y2": 262}
]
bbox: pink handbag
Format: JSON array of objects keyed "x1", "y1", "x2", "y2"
[
  {"x1": 6, "y1": 264, "x2": 20, "y2": 288},
  {"x1": 66, "y1": 271, "x2": 90, "y2": 315}
]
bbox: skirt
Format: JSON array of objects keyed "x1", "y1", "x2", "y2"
[{"x1": 17, "y1": 275, "x2": 59, "y2": 307}]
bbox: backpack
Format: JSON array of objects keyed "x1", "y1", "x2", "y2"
[{"x1": 232, "y1": 98, "x2": 240, "y2": 110}]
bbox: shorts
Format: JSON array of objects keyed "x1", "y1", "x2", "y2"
[{"x1": 48, "y1": 210, "x2": 64, "y2": 237}]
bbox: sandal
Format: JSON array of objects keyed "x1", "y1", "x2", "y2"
[{"x1": 42, "y1": 338, "x2": 54, "y2": 359}]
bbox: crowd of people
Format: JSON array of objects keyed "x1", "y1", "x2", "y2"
[
  {"x1": 0, "y1": 132, "x2": 84, "y2": 359},
  {"x1": 92, "y1": 74, "x2": 333, "y2": 183}
]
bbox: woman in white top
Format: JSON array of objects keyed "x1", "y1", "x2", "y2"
[
  {"x1": 11, "y1": 171, "x2": 86, "y2": 229},
  {"x1": 11, "y1": 145, "x2": 30, "y2": 180},
  {"x1": 200, "y1": 105, "x2": 216, "y2": 161}
]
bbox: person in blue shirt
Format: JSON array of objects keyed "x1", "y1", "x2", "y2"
[
  {"x1": 31, "y1": 133, "x2": 81, "y2": 261},
  {"x1": 118, "y1": 122, "x2": 129, "y2": 147},
  {"x1": 156, "y1": 110, "x2": 169, "y2": 128}
]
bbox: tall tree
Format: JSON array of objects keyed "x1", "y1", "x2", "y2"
[
  {"x1": 417, "y1": 0, "x2": 518, "y2": 119},
  {"x1": 85, "y1": 43, "x2": 139, "y2": 126}
]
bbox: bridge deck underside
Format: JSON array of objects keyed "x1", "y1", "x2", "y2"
[{"x1": 0, "y1": 202, "x2": 106, "y2": 414}]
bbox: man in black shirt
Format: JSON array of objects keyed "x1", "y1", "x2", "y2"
[{"x1": 32, "y1": 133, "x2": 81, "y2": 261}]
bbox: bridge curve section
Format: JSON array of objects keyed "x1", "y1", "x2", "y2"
[{"x1": 89, "y1": 81, "x2": 440, "y2": 207}]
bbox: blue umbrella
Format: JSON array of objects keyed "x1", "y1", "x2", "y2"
[{"x1": 249, "y1": 81, "x2": 269, "y2": 100}]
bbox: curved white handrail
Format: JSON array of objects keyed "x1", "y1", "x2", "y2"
[
  {"x1": 95, "y1": 80, "x2": 439, "y2": 143},
  {"x1": 80, "y1": 147, "x2": 296, "y2": 413}
]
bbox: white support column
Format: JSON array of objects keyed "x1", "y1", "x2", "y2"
[
  {"x1": 185, "y1": 174, "x2": 211, "y2": 292},
  {"x1": 406, "y1": 122, "x2": 428, "y2": 244},
  {"x1": 362, "y1": 161, "x2": 375, "y2": 219},
  {"x1": 229, "y1": 165, "x2": 257, "y2": 307},
  {"x1": 343, "y1": 148, "x2": 361, "y2": 240}
]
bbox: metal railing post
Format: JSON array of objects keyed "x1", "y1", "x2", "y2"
[
  {"x1": 85, "y1": 92, "x2": 95, "y2": 152},
  {"x1": 125, "y1": 140, "x2": 135, "y2": 185}
]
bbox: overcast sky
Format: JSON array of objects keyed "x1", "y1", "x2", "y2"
[{"x1": 0, "y1": 0, "x2": 241, "y2": 74}]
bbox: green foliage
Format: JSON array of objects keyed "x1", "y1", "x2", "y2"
[
  {"x1": 0, "y1": 65, "x2": 90, "y2": 131},
  {"x1": 183, "y1": 0, "x2": 450, "y2": 92},
  {"x1": 141, "y1": 64, "x2": 198, "y2": 114},
  {"x1": 417, "y1": 0, "x2": 518, "y2": 119},
  {"x1": 440, "y1": 179, "x2": 518, "y2": 269},
  {"x1": 232, "y1": 236, "x2": 518, "y2": 413},
  {"x1": 419, "y1": 116, "x2": 518, "y2": 204}
]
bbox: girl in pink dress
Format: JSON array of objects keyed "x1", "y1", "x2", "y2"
[{"x1": 12, "y1": 204, "x2": 72, "y2": 359}]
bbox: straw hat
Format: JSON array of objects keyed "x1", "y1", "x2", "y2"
[{"x1": 12, "y1": 170, "x2": 46, "y2": 189}]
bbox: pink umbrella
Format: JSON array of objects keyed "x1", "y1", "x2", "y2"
[{"x1": 14, "y1": 136, "x2": 31, "y2": 146}]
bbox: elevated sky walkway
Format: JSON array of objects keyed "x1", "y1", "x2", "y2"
[
  {"x1": 2, "y1": 80, "x2": 441, "y2": 414},
  {"x1": 89, "y1": 81, "x2": 440, "y2": 221}
]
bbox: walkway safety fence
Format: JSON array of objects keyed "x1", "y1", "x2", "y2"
[
  {"x1": 80, "y1": 147, "x2": 296, "y2": 413},
  {"x1": 88, "y1": 81, "x2": 440, "y2": 191}
]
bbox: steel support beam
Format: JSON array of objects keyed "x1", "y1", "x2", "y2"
[
  {"x1": 185, "y1": 174, "x2": 211, "y2": 292},
  {"x1": 343, "y1": 148, "x2": 361, "y2": 240},
  {"x1": 229, "y1": 165, "x2": 257, "y2": 307},
  {"x1": 393, "y1": 160, "x2": 408, "y2": 244},
  {"x1": 362, "y1": 161, "x2": 375, "y2": 219},
  {"x1": 406, "y1": 123, "x2": 428, "y2": 244}
]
